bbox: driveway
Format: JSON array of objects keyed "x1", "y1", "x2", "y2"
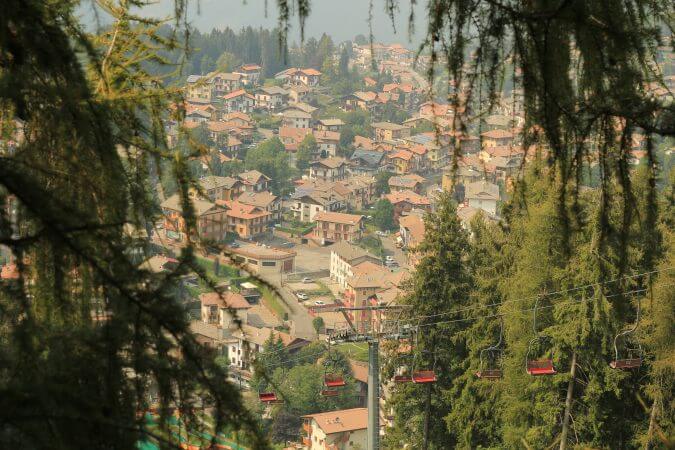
[{"x1": 380, "y1": 235, "x2": 408, "y2": 268}]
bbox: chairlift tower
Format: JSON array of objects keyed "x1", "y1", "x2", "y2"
[{"x1": 326, "y1": 305, "x2": 413, "y2": 450}]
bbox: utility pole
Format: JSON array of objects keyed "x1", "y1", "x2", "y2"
[
  {"x1": 326, "y1": 305, "x2": 411, "y2": 450},
  {"x1": 368, "y1": 340, "x2": 380, "y2": 450},
  {"x1": 559, "y1": 351, "x2": 577, "y2": 450}
]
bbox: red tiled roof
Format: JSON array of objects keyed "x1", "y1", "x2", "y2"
[{"x1": 200, "y1": 291, "x2": 251, "y2": 309}]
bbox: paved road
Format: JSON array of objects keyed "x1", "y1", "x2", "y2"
[{"x1": 380, "y1": 235, "x2": 408, "y2": 268}]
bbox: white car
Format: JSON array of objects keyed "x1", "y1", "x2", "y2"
[
  {"x1": 297, "y1": 292, "x2": 309, "y2": 300},
  {"x1": 385, "y1": 256, "x2": 394, "y2": 262},
  {"x1": 314, "y1": 300, "x2": 325, "y2": 306},
  {"x1": 302, "y1": 277, "x2": 312, "y2": 283}
]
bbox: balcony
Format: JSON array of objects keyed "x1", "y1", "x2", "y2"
[
  {"x1": 302, "y1": 422, "x2": 311, "y2": 434},
  {"x1": 302, "y1": 437, "x2": 312, "y2": 447}
]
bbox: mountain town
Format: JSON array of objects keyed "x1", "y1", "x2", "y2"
[{"x1": 1, "y1": 1, "x2": 674, "y2": 450}]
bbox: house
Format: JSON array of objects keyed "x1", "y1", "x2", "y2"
[
  {"x1": 222, "y1": 89, "x2": 255, "y2": 113},
  {"x1": 398, "y1": 213, "x2": 426, "y2": 267},
  {"x1": 313, "y1": 130, "x2": 341, "y2": 158},
  {"x1": 480, "y1": 129, "x2": 514, "y2": 148},
  {"x1": 198, "y1": 175, "x2": 243, "y2": 202},
  {"x1": 234, "y1": 64, "x2": 262, "y2": 85},
  {"x1": 309, "y1": 157, "x2": 348, "y2": 183},
  {"x1": 312, "y1": 212, "x2": 365, "y2": 244},
  {"x1": 236, "y1": 191, "x2": 282, "y2": 222},
  {"x1": 219, "y1": 200, "x2": 271, "y2": 238},
  {"x1": 343, "y1": 91, "x2": 377, "y2": 111},
  {"x1": 385, "y1": 190, "x2": 431, "y2": 222},
  {"x1": 230, "y1": 324, "x2": 309, "y2": 371},
  {"x1": 316, "y1": 118, "x2": 345, "y2": 132},
  {"x1": 441, "y1": 164, "x2": 486, "y2": 191},
  {"x1": 343, "y1": 269, "x2": 402, "y2": 329},
  {"x1": 276, "y1": 67, "x2": 322, "y2": 86},
  {"x1": 372, "y1": 122, "x2": 411, "y2": 142},
  {"x1": 330, "y1": 241, "x2": 382, "y2": 291},
  {"x1": 349, "y1": 149, "x2": 387, "y2": 174},
  {"x1": 279, "y1": 126, "x2": 313, "y2": 153},
  {"x1": 290, "y1": 192, "x2": 343, "y2": 222},
  {"x1": 238, "y1": 170, "x2": 271, "y2": 192},
  {"x1": 209, "y1": 72, "x2": 243, "y2": 97},
  {"x1": 388, "y1": 174, "x2": 425, "y2": 194},
  {"x1": 190, "y1": 321, "x2": 235, "y2": 354},
  {"x1": 185, "y1": 74, "x2": 212, "y2": 104},
  {"x1": 387, "y1": 149, "x2": 416, "y2": 174},
  {"x1": 255, "y1": 86, "x2": 289, "y2": 111},
  {"x1": 282, "y1": 108, "x2": 313, "y2": 129},
  {"x1": 226, "y1": 243, "x2": 296, "y2": 276},
  {"x1": 139, "y1": 255, "x2": 179, "y2": 273},
  {"x1": 161, "y1": 194, "x2": 227, "y2": 242},
  {"x1": 184, "y1": 109, "x2": 211, "y2": 123},
  {"x1": 301, "y1": 408, "x2": 368, "y2": 450},
  {"x1": 288, "y1": 85, "x2": 313, "y2": 104},
  {"x1": 200, "y1": 291, "x2": 251, "y2": 330},
  {"x1": 464, "y1": 181, "x2": 500, "y2": 216}
]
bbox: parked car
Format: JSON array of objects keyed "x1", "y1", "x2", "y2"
[
  {"x1": 302, "y1": 277, "x2": 312, "y2": 283},
  {"x1": 385, "y1": 255, "x2": 394, "y2": 262},
  {"x1": 314, "y1": 300, "x2": 325, "y2": 306},
  {"x1": 297, "y1": 292, "x2": 309, "y2": 300},
  {"x1": 229, "y1": 242, "x2": 240, "y2": 248}
]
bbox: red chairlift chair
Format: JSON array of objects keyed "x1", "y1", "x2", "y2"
[
  {"x1": 258, "y1": 391, "x2": 283, "y2": 404},
  {"x1": 610, "y1": 295, "x2": 643, "y2": 370},
  {"x1": 411, "y1": 348, "x2": 437, "y2": 384},
  {"x1": 324, "y1": 373, "x2": 346, "y2": 388},
  {"x1": 525, "y1": 297, "x2": 557, "y2": 376},
  {"x1": 476, "y1": 317, "x2": 504, "y2": 380}
]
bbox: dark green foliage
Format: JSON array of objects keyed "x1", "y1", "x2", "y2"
[
  {"x1": 296, "y1": 134, "x2": 317, "y2": 171},
  {"x1": 244, "y1": 137, "x2": 296, "y2": 195},
  {"x1": 373, "y1": 199, "x2": 397, "y2": 231},
  {"x1": 375, "y1": 171, "x2": 394, "y2": 196}
]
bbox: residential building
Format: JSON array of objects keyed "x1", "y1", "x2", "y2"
[
  {"x1": 276, "y1": 67, "x2": 322, "y2": 86},
  {"x1": 227, "y1": 243, "x2": 296, "y2": 276},
  {"x1": 481, "y1": 129, "x2": 515, "y2": 148},
  {"x1": 313, "y1": 212, "x2": 365, "y2": 244},
  {"x1": 316, "y1": 118, "x2": 345, "y2": 132},
  {"x1": 398, "y1": 213, "x2": 426, "y2": 267},
  {"x1": 230, "y1": 324, "x2": 308, "y2": 371},
  {"x1": 349, "y1": 149, "x2": 387, "y2": 174},
  {"x1": 288, "y1": 85, "x2": 313, "y2": 104},
  {"x1": 385, "y1": 190, "x2": 432, "y2": 222},
  {"x1": 198, "y1": 175, "x2": 243, "y2": 202},
  {"x1": 464, "y1": 180, "x2": 500, "y2": 216},
  {"x1": 330, "y1": 241, "x2": 382, "y2": 291},
  {"x1": 301, "y1": 408, "x2": 368, "y2": 450},
  {"x1": 219, "y1": 200, "x2": 271, "y2": 239},
  {"x1": 282, "y1": 108, "x2": 312, "y2": 129},
  {"x1": 343, "y1": 91, "x2": 377, "y2": 111},
  {"x1": 222, "y1": 89, "x2": 255, "y2": 113},
  {"x1": 200, "y1": 291, "x2": 251, "y2": 330},
  {"x1": 290, "y1": 192, "x2": 344, "y2": 223},
  {"x1": 238, "y1": 170, "x2": 271, "y2": 192},
  {"x1": 209, "y1": 72, "x2": 243, "y2": 97},
  {"x1": 313, "y1": 130, "x2": 341, "y2": 158},
  {"x1": 236, "y1": 191, "x2": 282, "y2": 222},
  {"x1": 388, "y1": 174, "x2": 425, "y2": 194},
  {"x1": 161, "y1": 194, "x2": 227, "y2": 241},
  {"x1": 387, "y1": 149, "x2": 416, "y2": 174},
  {"x1": 279, "y1": 126, "x2": 313, "y2": 153},
  {"x1": 372, "y1": 122, "x2": 411, "y2": 142},
  {"x1": 234, "y1": 64, "x2": 262, "y2": 85},
  {"x1": 185, "y1": 75, "x2": 213, "y2": 104},
  {"x1": 309, "y1": 157, "x2": 348, "y2": 183},
  {"x1": 255, "y1": 86, "x2": 289, "y2": 110}
]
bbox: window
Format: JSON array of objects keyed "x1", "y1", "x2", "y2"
[
  {"x1": 247, "y1": 258, "x2": 258, "y2": 265},
  {"x1": 262, "y1": 261, "x2": 276, "y2": 267}
]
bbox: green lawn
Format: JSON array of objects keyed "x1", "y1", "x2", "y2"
[
  {"x1": 336, "y1": 342, "x2": 369, "y2": 363},
  {"x1": 257, "y1": 283, "x2": 289, "y2": 320}
]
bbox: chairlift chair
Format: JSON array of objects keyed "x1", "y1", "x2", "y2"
[
  {"x1": 411, "y1": 349, "x2": 437, "y2": 384},
  {"x1": 258, "y1": 391, "x2": 283, "y2": 404},
  {"x1": 476, "y1": 317, "x2": 504, "y2": 380},
  {"x1": 525, "y1": 297, "x2": 557, "y2": 376},
  {"x1": 320, "y1": 388, "x2": 340, "y2": 397},
  {"x1": 610, "y1": 295, "x2": 643, "y2": 370},
  {"x1": 321, "y1": 346, "x2": 347, "y2": 394}
]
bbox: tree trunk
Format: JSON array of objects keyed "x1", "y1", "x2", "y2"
[
  {"x1": 422, "y1": 382, "x2": 432, "y2": 450},
  {"x1": 559, "y1": 351, "x2": 577, "y2": 450},
  {"x1": 644, "y1": 396, "x2": 659, "y2": 450}
]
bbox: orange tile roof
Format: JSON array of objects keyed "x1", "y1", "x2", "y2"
[
  {"x1": 313, "y1": 211, "x2": 364, "y2": 225},
  {"x1": 1, "y1": 263, "x2": 19, "y2": 280},
  {"x1": 388, "y1": 149, "x2": 414, "y2": 161},
  {"x1": 222, "y1": 89, "x2": 253, "y2": 100},
  {"x1": 481, "y1": 129, "x2": 514, "y2": 139},
  {"x1": 220, "y1": 200, "x2": 270, "y2": 220},
  {"x1": 302, "y1": 408, "x2": 367, "y2": 435},
  {"x1": 385, "y1": 190, "x2": 431, "y2": 206},
  {"x1": 300, "y1": 68, "x2": 322, "y2": 76},
  {"x1": 200, "y1": 291, "x2": 251, "y2": 309}
]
